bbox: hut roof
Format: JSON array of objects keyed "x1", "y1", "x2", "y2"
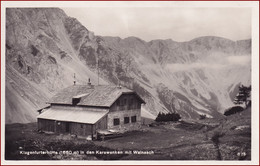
[
  {"x1": 49, "y1": 85, "x2": 145, "y2": 107},
  {"x1": 36, "y1": 103, "x2": 51, "y2": 112},
  {"x1": 37, "y1": 107, "x2": 109, "y2": 124}
]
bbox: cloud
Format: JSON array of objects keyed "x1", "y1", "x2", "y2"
[
  {"x1": 165, "y1": 55, "x2": 250, "y2": 72},
  {"x1": 165, "y1": 62, "x2": 224, "y2": 72},
  {"x1": 226, "y1": 55, "x2": 251, "y2": 66}
]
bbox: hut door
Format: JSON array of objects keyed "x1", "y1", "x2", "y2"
[{"x1": 65, "y1": 122, "x2": 70, "y2": 133}]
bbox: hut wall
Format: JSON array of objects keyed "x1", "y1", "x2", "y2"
[
  {"x1": 38, "y1": 114, "x2": 108, "y2": 137},
  {"x1": 38, "y1": 118, "x2": 55, "y2": 132},
  {"x1": 52, "y1": 121, "x2": 92, "y2": 136},
  {"x1": 54, "y1": 115, "x2": 108, "y2": 136},
  {"x1": 108, "y1": 94, "x2": 142, "y2": 131},
  {"x1": 110, "y1": 94, "x2": 142, "y2": 112},
  {"x1": 69, "y1": 123, "x2": 93, "y2": 136},
  {"x1": 55, "y1": 121, "x2": 70, "y2": 133},
  {"x1": 107, "y1": 94, "x2": 142, "y2": 131},
  {"x1": 107, "y1": 109, "x2": 141, "y2": 131},
  {"x1": 94, "y1": 115, "x2": 108, "y2": 131}
]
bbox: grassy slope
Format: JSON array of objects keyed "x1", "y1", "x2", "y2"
[
  {"x1": 5, "y1": 123, "x2": 126, "y2": 160},
  {"x1": 5, "y1": 107, "x2": 251, "y2": 160}
]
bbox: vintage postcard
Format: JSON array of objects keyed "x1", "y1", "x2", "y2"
[{"x1": 1, "y1": 1, "x2": 259, "y2": 165}]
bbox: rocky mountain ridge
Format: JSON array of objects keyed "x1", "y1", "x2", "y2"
[{"x1": 5, "y1": 8, "x2": 251, "y2": 123}]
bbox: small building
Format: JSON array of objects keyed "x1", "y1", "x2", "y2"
[{"x1": 37, "y1": 83, "x2": 145, "y2": 139}]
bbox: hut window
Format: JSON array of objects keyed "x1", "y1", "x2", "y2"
[
  {"x1": 113, "y1": 118, "x2": 120, "y2": 126},
  {"x1": 124, "y1": 117, "x2": 129, "y2": 124},
  {"x1": 72, "y1": 98, "x2": 81, "y2": 105},
  {"x1": 120, "y1": 99, "x2": 124, "y2": 106},
  {"x1": 131, "y1": 116, "x2": 137, "y2": 123},
  {"x1": 120, "y1": 98, "x2": 127, "y2": 106},
  {"x1": 129, "y1": 98, "x2": 133, "y2": 105},
  {"x1": 116, "y1": 100, "x2": 120, "y2": 106},
  {"x1": 129, "y1": 98, "x2": 134, "y2": 109},
  {"x1": 137, "y1": 101, "x2": 141, "y2": 109},
  {"x1": 81, "y1": 124, "x2": 83, "y2": 128}
]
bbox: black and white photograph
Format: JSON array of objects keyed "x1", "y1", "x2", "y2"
[{"x1": 1, "y1": 1, "x2": 259, "y2": 164}]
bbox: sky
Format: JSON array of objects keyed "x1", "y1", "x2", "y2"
[{"x1": 62, "y1": 7, "x2": 251, "y2": 42}]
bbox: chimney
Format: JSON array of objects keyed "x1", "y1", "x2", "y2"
[
  {"x1": 72, "y1": 93, "x2": 89, "y2": 105},
  {"x1": 117, "y1": 78, "x2": 121, "y2": 89},
  {"x1": 88, "y1": 78, "x2": 91, "y2": 85},
  {"x1": 73, "y1": 73, "x2": 76, "y2": 85}
]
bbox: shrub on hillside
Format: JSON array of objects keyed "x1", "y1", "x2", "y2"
[
  {"x1": 233, "y1": 84, "x2": 251, "y2": 108},
  {"x1": 155, "y1": 112, "x2": 181, "y2": 122},
  {"x1": 199, "y1": 114, "x2": 207, "y2": 120},
  {"x1": 224, "y1": 106, "x2": 244, "y2": 116}
]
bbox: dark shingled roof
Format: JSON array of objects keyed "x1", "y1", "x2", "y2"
[{"x1": 49, "y1": 85, "x2": 145, "y2": 107}]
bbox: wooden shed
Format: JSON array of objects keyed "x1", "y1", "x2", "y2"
[{"x1": 37, "y1": 83, "x2": 145, "y2": 139}]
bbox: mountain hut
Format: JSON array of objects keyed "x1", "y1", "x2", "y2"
[{"x1": 37, "y1": 82, "x2": 145, "y2": 139}]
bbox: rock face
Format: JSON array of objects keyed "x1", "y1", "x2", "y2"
[{"x1": 5, "y1": 8, "x2": 251, "y2": 123}]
